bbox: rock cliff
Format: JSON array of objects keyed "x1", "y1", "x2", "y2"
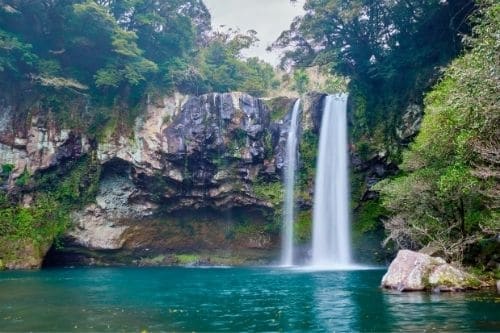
[
  {"x1": 0, "y1": 92, "x2": 325, "y2": 268},
  {"x1": 0, "y1": 89, "x2": 414, "y2": 269}
]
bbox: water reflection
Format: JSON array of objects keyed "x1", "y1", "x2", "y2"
[
  {"x1": 349, "y1": 272, "x2": 392, "y2": 332},
  {"x1": 382, "y1": 290, "x2": 500, "y2": 332},
  {"x1": 312, "y1": 272, "x2": 356, "y2": 332}
]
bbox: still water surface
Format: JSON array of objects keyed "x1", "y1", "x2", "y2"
[{"x1": 0, "y1": 267, "x2": 498, "y2": 332}]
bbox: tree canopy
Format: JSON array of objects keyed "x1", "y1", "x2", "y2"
[
  {"x1": 0, "y1": 0, "x2": 279, "y2": 104},
  {"x1": 0, "y1": 1, "x2": 210, "y2": 94},
  {"x1": 275, "y1": 0, "x2": 476, "y2": 152},
  {"x1": 277, "y1": 0, "x2": 474, "y2": 81}
]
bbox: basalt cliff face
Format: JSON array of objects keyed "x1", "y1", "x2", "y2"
[
  {"x1": 0, "y1": 92, "x2": 326, "y2": 268},
  {"x1": 0, "y1": 90, "x2": 414, "y2": 269}
]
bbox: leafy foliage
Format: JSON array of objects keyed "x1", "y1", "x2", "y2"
[
  {"x1": 0, "y1": 0, "x2": 201, "y2": 101},
  {"x1": 297, "y1": 129, "x2": 318, "y2": 202},
  {"x1": 376, "y1": 1, "x2": 499, "y2": 264},
  {"x1": 276, "y1": 0, "x2": 476, "y2": 156},
  {"x1": 0, "y1": 1, "x2": 279, "y2": 141},
  {"x1": 194, "y1": 30, "x2": 280, "y2": 96},
  {"x1": 0, "y1": 155, "x2": 101, "y2": 262},
  {"x1": 353, "y1": 199, "x2": 386, "y2": 234},
  {"x1": 0, "y1": 28, "x2": 37, "y2": 73},
  {"x1": 292, "y1": 68, "x2": 310, "y2": 94},
  {"x1": 253, "y1": 180, "x2": 284, "y2": 208},
  {"x1": 295, "y1": 210, "x2": 312, "y2": 243}
]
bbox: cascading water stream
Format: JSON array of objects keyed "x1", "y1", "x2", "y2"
[
  {"x1": 281, "y1": 99, "x2": 301, "y2": 266},
  {"x1": 311, "y1": 94, "x2": 352, "y2": 268}
]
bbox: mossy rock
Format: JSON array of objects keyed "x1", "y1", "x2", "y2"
[
  {"x1": 174, "y1": 254, "x2": 200, "y2": 265},
  {"x1": 264, "y1": 97, "x2": 296, "y2": 122},
  {"x1": 382, "y1": 250, "x2": 486, "y2": 292},
  {"x1": 294, "y1": 210, "x2": 312, "y2": 243}
]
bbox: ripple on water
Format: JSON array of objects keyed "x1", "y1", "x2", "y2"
[{"x1": 0, "y1": 267, "x2": 498, "y2": 332}]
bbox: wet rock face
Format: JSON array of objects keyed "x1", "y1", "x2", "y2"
[
  {"x1": 381, "y1": 250, "x2": 481, "y2": 291},
  {"x1": 1, "y1": 241, "x2": 51, "y2": 270},
  {"x1": 162, "y1": 93, "x2": 269, "y2": 185},
  {"x1": 0, "y1": 92, "x2": 290, "y2": 208},
  {"x1": 351, "y1": 150, "x2": 399, "y2": 203},
  {"x1": 302, "y1": 92, "x2": 326, "y2": 134},
  {"x1": 141, "y1": 93, "x2": 278, "y2": 212},
  {"x1": 164, "y1": 93, "x2": 269, "y2": 160},
  {"x1": 45, "y1": 206, "x2": 278, "y2": 267},
  {"x1": 70, "y1": 92, "x2": 302, "y2": 258}
]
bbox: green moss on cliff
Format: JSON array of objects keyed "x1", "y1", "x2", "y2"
[
  {"x1": 174, "y1": 254, "x2": 201, "y2": 265},
  {"x1": 295, "y1": 210, "x2": 312, "y2": 243},
  {"x1": 350, "y1": 171, "x2": 366, "y2": 209},
  {"x1": 264, "y1": 97, "x2": 295, "y2": 122},
  {"x1": 14, "y1": 169, "x2": 30, "y2": 187},
  {"x1": 297, "y1": 130, "x2": 318, "y2": 202},
  {"x1": 0, "y1": 154, "x2": 101, "y2": 268},
  {"x1": 227, "y1": 128, "x2": 248, "y2": 158},
  {"x1": 253, "y1": 180, "x2": 284, "y2": 208},
  {"x1": 353, "y1": 199, "x2": 386, "y2": 234},
  {"x1": 251, "y1": 179, "x2": 284, "y2": 235},
  {"x1": 35, "y1": 155, "x2": 101, "y2": 206},
  {"x1": 349, "y1": 86, "x2": 395, "y2": 163},
  {"x1": 263, "y1": 131, "x2": 274, "y2": 159}
]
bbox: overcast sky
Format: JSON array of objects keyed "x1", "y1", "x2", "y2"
[{"x1": 203, "y1": 0, "x2": 305, "y2": 67}]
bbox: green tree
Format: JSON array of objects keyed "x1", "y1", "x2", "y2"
[
  {"x1": 0, "y1": 28, "x2": 37, "y2": 75},
  {"x1": 376, "y1": 0, "x2": 499, "y2": 264},
  {"x1": 0, "y1": 0, "x2": 210, "y2": 95},
  {"x1": 72, "y1": 1, "x2": 158, "y2": 90},
  {"x1": 240, "y1": 57, "x2": 280, "y2": 97},
  {"x1": 197, "y1": 29, "x2": 279, "y2": 96},
  {"x1": 292, "y1": 68, "x2": 310, "y2": 94},
  {"x1": 275, "y1": 0, "x2": 476, "y2": 153}
]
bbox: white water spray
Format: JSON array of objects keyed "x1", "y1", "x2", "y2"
[
  {"x1": 311, "y1": 94, "x2": 352, "y2": 268},
  {"x1": 281, "y1": 99, "x2": 301, "y2": 266}
]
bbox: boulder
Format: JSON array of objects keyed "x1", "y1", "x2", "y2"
[
  {"x1": 396, "y1": 104, "x2": 422, "y2": 141},
  {"x1": 381, "y1": 250, "x2": 481, "y2": 291}
]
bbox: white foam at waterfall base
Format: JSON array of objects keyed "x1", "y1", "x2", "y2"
[
  {"x1": 311, "y1": 94, "x2": 356, "y2": 269},
  {"x1": 281, "y1": 99, "x2": 301, "y2": 266}
]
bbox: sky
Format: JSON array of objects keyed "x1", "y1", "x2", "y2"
[{"x1": 203, "y1": 0, "x2": 306, "y2": 67}]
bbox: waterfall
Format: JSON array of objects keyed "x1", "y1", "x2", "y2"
[
  {"x1": 281, "y1": 99, "x2": 301, "y2": 266},
  {"x1": 311, "y1": 94, "x2": 352, "y2": 268}
]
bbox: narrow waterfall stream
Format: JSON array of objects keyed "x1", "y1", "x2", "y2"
[
  {"x1": 281, "y1": 99, "x2": 301, "y2": 266},
  {"x1": 311, "y1": 94, "x2": 352, "y2": 268}
]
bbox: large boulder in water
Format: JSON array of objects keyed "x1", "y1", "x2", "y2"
[{"x1": 381, "y1": 250, "x2": 481, "y2": 291}]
